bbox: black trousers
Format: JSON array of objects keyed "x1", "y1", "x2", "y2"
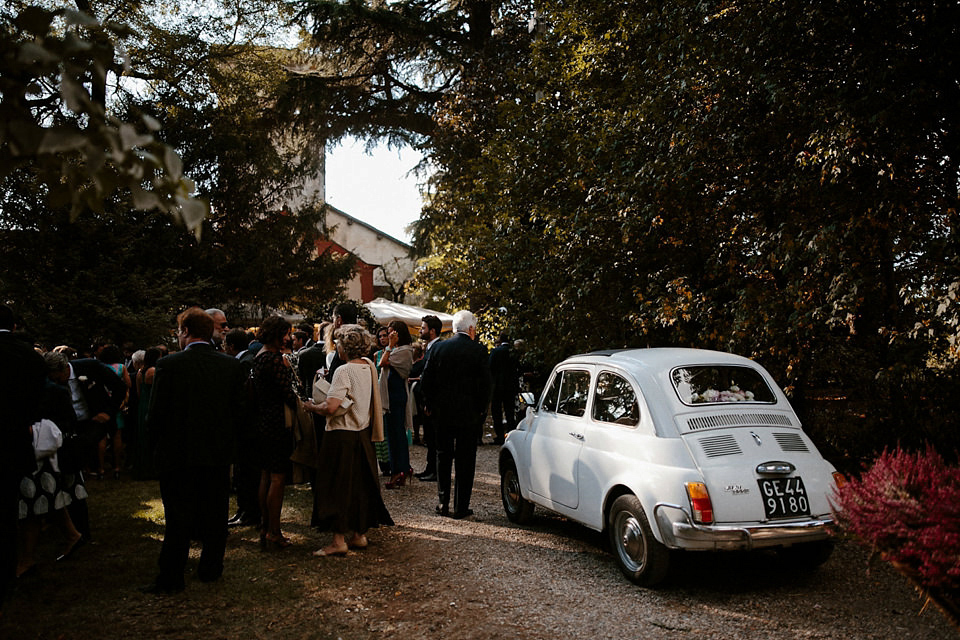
[
  {"x1": 436, "y1": 421, "x2": 479, "y2": 514},
  {"x1": 234, "y1": 435, "x2": 261, "y2": 522},
  {"x1": 421, "y1": 413, "x2": 437, "y2": 475},
  {"x1": 0, "y1": 473, "x2": 18, "y2": 604},
  {"x1": 490, "y1": 388, "x2": 517, "y2": 440},
  {"x1": 157, "y1": 465, "x2": 230, "y2": 588}
]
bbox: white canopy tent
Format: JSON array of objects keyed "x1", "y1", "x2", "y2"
[{"x1": 364, "y1": 298, "x2": 454, "y2": 334}]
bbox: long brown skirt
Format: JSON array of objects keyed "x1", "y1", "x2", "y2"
[{"x1": 312, "y1": 427, "x2": 394, "y2": 534}]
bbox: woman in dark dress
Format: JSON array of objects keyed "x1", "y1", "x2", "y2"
[
  {"x1": 305, "y1": 324, "x2": 393, "y2": 556},
  {"x1": 134, "y1": 347, "x2": 162, "y2": 480},
  {"x1": 252, "y1": 316, "x2": 297, "y2": 549}
]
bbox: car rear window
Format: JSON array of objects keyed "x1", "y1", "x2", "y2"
[{"x1": 671, "y1": 365, "x2": 776, "y2": 405}]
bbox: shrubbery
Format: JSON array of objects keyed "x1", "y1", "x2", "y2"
[{"x1": 833, "y1": 447, "x2": 960, "y2": 629}]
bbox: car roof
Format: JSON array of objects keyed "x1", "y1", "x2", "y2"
[{"x1": 563, "y1": 347, "x2": 758, "y2": 372}]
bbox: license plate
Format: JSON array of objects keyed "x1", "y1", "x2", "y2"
[{"x1": 757, "y1": 477, "x2": 810, "y2": 519}]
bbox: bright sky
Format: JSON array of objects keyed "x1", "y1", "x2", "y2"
[{"x1": 324, "y1": 138, "x2": 425, "y2": 244}]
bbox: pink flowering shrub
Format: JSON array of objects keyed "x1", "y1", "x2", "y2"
[{"x1": 833, "y1": 446, "x2": 960, "y2": 627}]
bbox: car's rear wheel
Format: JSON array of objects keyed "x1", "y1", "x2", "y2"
[
  {"x1": 500, "y1": 458, "x2": 534, "y2": 524},
  {"x1": 608, "y1": 495, "x2": 670, "y2": 586},
  {"x1": 777, "y1": 539, "x2": 835, "y2": 569}
]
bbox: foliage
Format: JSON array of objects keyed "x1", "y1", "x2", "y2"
[
  {"x1": 282, "y1": 0, "x2": 532, "y2": 147},
  {"x1": 0, "y1": 6, "x2": 207, "y2": 230},
  {"x1": 412, "y1": 0, "x2": 960, "y2": 463},
  {"x1": 1, "y1": 1, "x2": 355, "y2": 346},
  {"x1": 0, "y1": 166, "x2": 209, "y2": 349},
  {"x1": 834, "y1": 447, "x2": 960, "y2": 627}
]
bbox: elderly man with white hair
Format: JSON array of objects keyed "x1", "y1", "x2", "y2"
[{"x1": 420, "y1": 310, "x2": 491, "y2": 519}]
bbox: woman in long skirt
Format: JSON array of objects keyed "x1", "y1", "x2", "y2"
[{"x1": 306, "y1": 324, "x2": 393, "y2": 556}]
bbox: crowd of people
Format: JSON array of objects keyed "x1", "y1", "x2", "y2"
[{"x1": 1, "y1": 300, "x2": 525, "y2": 600}]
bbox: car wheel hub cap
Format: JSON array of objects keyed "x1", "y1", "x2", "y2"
[
  {"x1": 619, "y1": 515, "x2": 645, "y2": 570},
  {"x1": 506, "y1": 474, "x2": 521, "y2": 509}
]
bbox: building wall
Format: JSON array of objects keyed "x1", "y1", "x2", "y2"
[
  {"x1": 279, "y1": 150, "x2": 415, "y2": 303},
  {"x1": 324, "y1": 206, "x2": 415, "y2": 301}
]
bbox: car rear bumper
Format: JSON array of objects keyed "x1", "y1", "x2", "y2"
[{"x1": 653, "y1": 503, "x2": 833, "y2": 551}]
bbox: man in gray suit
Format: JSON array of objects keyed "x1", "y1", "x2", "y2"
[{"x1": 141, "y1": 307, "x2": 244, "y2": 594}]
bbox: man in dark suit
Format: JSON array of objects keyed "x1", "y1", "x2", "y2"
[
  {"x1": 488, "y1": 332, "x2": 519, "y2": 445},
  {"x1": 46, "y1": 346, "x2": 127, "y2": 539},
  {"x1": 141, "y1": 307, "x2": 244, "y2": 594},
  {"x1": 421, "y1": 310, "x2": 491, "y2": 519},
  {"x1": 223, "y1": 329, "x2": 260, "y2": 528},
  {"x1": 296, "y1": 338, "x2": 327, "y2": 397},
  {"x1": 414, "y1": 314, "x2": 443, "y2": 481},
  {"x1": 0, "y1": 304, "x2": 45, "y2": 604}
]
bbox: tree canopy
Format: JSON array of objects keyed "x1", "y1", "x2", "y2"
[
  {"x1": 1, "y1": 1, "x2": 354, "y2": 347},
  {"x1": 411, "y1": 0, "x2": 960, "y2": 461}
]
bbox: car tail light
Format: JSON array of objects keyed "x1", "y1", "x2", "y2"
[
  {"x1": 685, "y1": 482, "x2": 714, "y2": 524},
  {"x1": 832, "y1": 471, "x2": 847, "y2": 488}
]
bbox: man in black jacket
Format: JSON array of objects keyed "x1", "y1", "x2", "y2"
[
  {"x1": 223, "y1": 328, "x2": 260, "y2": 528},
  {"x1": 141, "y1": 307, "x2": 244, "y2": 594},
  {"x1": 46, "y1": 345, "x2": 127, "y2": 539},
  {"x1": 488, "y1": 333, "x2": 519, "y2": 445},
  {"x1": 421, "y1": 310, "x2": 491, "y2": 519}
]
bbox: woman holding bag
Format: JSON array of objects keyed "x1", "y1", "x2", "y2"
[{"x1": 305, "y1": 324, "x2": 393, "y2": 556}]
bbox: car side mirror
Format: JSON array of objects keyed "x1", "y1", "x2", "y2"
[{"x1": 519, "y1": 391, "x2": 537, "y2": 411}]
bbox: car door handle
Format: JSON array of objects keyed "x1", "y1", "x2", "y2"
[{"x1": 569, "y1": 432, "x2": 584, "y2": 441}]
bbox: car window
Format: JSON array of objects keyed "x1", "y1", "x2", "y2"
[
  {"x1": 592, "y1": 371, "x2": 640, "y2": 426},
  {"x1": 540, "y1": 371, "x2": 562, "y2": 413},
  {"x1": 671, "y1": 364, "x2": 776, "y2": 405},
  {"x1": 556, "y1": 370, "x2": 591, "y2": 417}
]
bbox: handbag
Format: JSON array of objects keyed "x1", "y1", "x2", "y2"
[{"x1": 312, "y1": 371, "x2": 353, "y2": 416}]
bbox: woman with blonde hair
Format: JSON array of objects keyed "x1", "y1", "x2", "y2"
[{"x1": 306, "y1": 324, "x2": 393, "y2": 556}]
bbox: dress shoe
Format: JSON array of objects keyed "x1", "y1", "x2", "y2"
[
  {"x1": 451, "y1": 509, "x2": 475, "y2": 520},
  {"x1": 435, "y1": 504, "x2": 449, "y2": 517},
  {"x1": 138, "y1": 581, "x2": 184, "y2": 595},
  {"x1": 198, "y1": 569, "x2": 223, "y2": 583},
  {"x1": 417, "y1": 473, "x2": 437, "y2": 482}
]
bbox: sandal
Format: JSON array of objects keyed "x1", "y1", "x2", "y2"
[
  {"x1": 347, "y1": 534, "x2": 368, "y2": 549},
  {"x1": 312, "y1": 544, "x2": 348, "y2": 557},
  {"x1": 265, "y1": 533, "x2": 292, "y2": 549}
]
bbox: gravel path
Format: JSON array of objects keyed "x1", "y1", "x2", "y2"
[
  {"x1": 2, "y1": 438, "x2": 952, "y2": 639},
  {"x1": 349, "y1": 442, "x2": 954, "y2": 639}
]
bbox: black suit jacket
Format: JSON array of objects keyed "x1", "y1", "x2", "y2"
[
  {"x1": 0, "y1": 331, "x2": 45, "y2": 477},
  {"x1": 296, "y1": 344, "x2": 327, "y2": 393},
  {"x1": 42, "y1": 379, "x2": 77, "y2": 435},
  {"x1": 146, "y1": 342, "x2": 244, "y2": 472},
  {"x1": 489, "y1": 343, "x2": 518, "y2": 393},
  {"x1": 70, "y1": 358, "x2": 128, "y2": 421},
  {"x1": 421, "y1": 333, "x2": 491, "y2": 428}
]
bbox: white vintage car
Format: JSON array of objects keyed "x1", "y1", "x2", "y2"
[{"x1": 499, "y1": 348, "x2": 844, "y2": 586}]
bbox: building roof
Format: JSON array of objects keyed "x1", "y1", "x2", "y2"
[{"x1": 325, "y1": 203, "x2": 412, "y2": 251}]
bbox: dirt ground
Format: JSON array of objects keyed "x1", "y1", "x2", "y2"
[{"x1": 1, "y1": 436, "x2": 954, "y2": 640}]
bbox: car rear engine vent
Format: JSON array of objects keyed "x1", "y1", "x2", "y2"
[
  {"x1": 773, "y1": 432, "x2": 809, "y2": 453},
  {"x1": 699, "y1": 434, "x2": 743, "y2": 458},
  {"x1": 686, "y1": 413, "x2": 794, "y2": 431}
]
